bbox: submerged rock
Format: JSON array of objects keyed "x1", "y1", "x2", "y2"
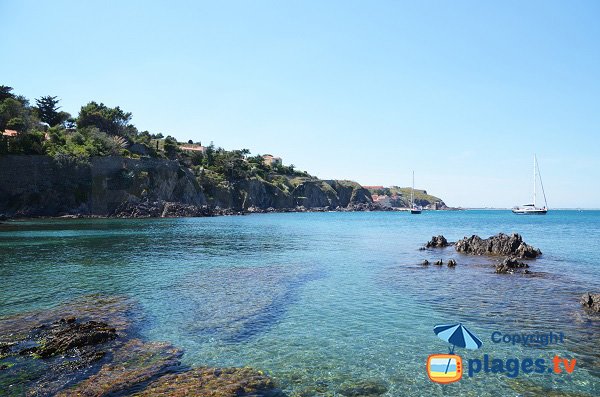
[
  {"x1": 0, "y1": 296, "x2": 133, "y2": 396},
  {"x1": 425, "y1": 235, "x2": 449, "y2": 248},
  {"x1": 0, "y1": 295, "x2": 284, "y2": 397},
  {"x1": 455, "y1": 233, "x2": 541, "y2": 258},
  {"x1": 33, "y1": 319, "x2": 117, "y2": 358},
  {"x1": 495, "y1": 257, "x2": 530, "y2": 274},
  {"x1": 337, "y1": 379, "x2": 388, "y2": 397},
  {"x1": 131, "y1": 367, "x2": 284, "y2": 397},
  {"x1": 447, "y1": 259, "x2": 457, "y2": 267},
  {"x1": 421, "y1": 260, "x2": 430, "y2": 266},
  {"x1": 57, "y1": 339, "x2": 183, "y2": 397},
  {"x1": 580, "y1": 293, "x2": 600, "y2": 313},
  {"x1": 434, "y1": 260, "x2": 443, "y2": 266}
]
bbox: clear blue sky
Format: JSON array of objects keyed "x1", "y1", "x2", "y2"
[{"x1": 2, "y1": 0, "x2": 599, "y2": 208}]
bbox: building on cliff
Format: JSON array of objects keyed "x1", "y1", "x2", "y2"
[
  {"x1": 2, "y1": 129, "x2": 18, "y2": 137},
  {"x1": 180, "y1": 144, "x2": 207, "y2": 153},
  {"x1": 262, "y1": 154, "x2": 282, "y2": 167}
]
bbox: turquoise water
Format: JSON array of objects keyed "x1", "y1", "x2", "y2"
[{"x1": 1, "y1": 210, "x2": 599, "y2": 396}]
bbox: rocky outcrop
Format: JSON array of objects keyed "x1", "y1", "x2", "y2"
[
  {"x1": 455, "y1": 233, "x2": 541, "y2": 258},
  {"x1": 0, "y1": 155, "x2": 207, "y2": 218},
  {"x1": 111, "y1": 198, "x2": 212, "y2": 218},
  {"x1": 447, "y1": 259, "x2": 457, "y2": 267},
  {"x1": 57, "y1": 339, "x2": 184, "y2": 397},
  {"x1": 425, "y1": 235, "x2": 449, "y2": 248},
  {"x1": 0, "y1": 295, "x2": 284, "y2": 397},
  {"x1": 580, "y1": 293, "x2": 600, "y2": 313},
  {"x1": 495, "y1": 257, "x2": 530, "y2": 274},
  {"x1": 33, "y1": 318, "x2": 117, "y2": 358},
  {"x1": 0, "y1": 155, "x2": 381, "y2": 218}
]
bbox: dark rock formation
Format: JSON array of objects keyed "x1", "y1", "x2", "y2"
[
  {"x1": 455, "y1": 233, "x2": 541, "y2": 258},
  {"x1": 0, "y1": 155, "x2": 387, "y2": 218},
  {"x1": 33, "y1": 318, "x2": 117, "y2": 358},
  {"x1": 0, "y1": 295, "x2": 283, "y2": 397},
  {"x1": 57, "y1": 339, "x2": 183, "y2": 397},
  {"x1": 580, "y1": 293, "x2": 600, "y2": 313},
  {"x1": 495, "y1": 257, "x2": 530, "y2": 274},
  {"x1": 421, "y1": 260, "x2": 430, "y2": 266},
  {"x1": 0, "y1": 297, "x2": 133, "y2": 395},
  {"x1": 425, "y1": 235, "x2": 449, "y2": 248},
  {"x1": 434, "y1": 260, "x2": 443, "y2": 266},
  {"x1": 111, "y1": 199, "x2": 212, "y2": 218},
  {"x1": 447, "y1": 259, "x2": 457, "y2": 267}
]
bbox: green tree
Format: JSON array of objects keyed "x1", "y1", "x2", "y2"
[
  {"x1": 77, "y1": 101, "x2": 133, "y2": 136},
  {"x1": 0, "y1": 98, "x2": 26, "y2": 131},
  {"x1": 35, "y1": 95, "x2": 69, "y2": 126},
  {"x1": 163, "y1": 136, "x2": 179, "y2": 159},
  {"x1": 0, "y1": 86, "x2": 15, "y2": 101}
]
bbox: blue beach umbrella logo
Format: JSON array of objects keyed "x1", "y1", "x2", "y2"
[
  {"x1": 426, "y1": 323, "x2": 483, "y2": 384},
  {"x1": 434, "y1": 322, "x2": 483, "y2": 353}
]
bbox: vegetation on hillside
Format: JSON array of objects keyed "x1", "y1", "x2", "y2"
[
  {"x1": 0, "y1": 85, "x2": 311, "y2": 191},
  {"x1": 367, "y1": 186, "x2": 445, "y2": 207}
]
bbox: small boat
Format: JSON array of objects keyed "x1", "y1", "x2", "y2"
[
  {"x1": 410, "y1": 171, "x2": 422, "y2": 214},
  {"x1": 512, "y1": 155, "x2": 548, "y2": 215}
]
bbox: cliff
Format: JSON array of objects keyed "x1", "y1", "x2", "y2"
[
  {"x1": 367, "y1": 186, "x2": 447, "y2": 209},
  {"x1": 0, "y1": 155, "x2": 374, "y2": 218}
]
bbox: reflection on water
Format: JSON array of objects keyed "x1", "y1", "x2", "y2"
[{"x1": 1, "y1": 211, "x2": 599, "y2": 396}]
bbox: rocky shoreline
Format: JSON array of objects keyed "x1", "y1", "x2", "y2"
[
  {"x1": 0, "y1": 295, "x2": 284, "y2": 397},
  {"x1": 0, "y1": 201, "x2": 460, "y2": 221}
]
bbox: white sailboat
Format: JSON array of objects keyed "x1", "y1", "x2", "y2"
[
  {"x1": 512, "y1": 155, "x2": 548, "y2": 215},
  {"x1": 410, "y1": 171, "x2": 422, "y2": 214}
]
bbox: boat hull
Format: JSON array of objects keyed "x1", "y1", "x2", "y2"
[
  {"x1": 512, "y1": 209, "x2": 547, "y2": 215},
  {"x1": 410, "y1": 209, "x2": 422, "y2": 214}
]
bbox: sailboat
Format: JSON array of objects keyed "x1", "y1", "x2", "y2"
[
  {"x1": 512, "y1": 155, "x2": 548, "y2": 215},
  {"x1": 410, "y1": 171, "x2": 422, "y2": 214}
]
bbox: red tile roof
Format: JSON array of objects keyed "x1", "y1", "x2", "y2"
[{"x1": 2, "y1": 129, "x2": 18, "y2": 137}]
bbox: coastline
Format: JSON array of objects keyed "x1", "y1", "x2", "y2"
[{"x1": 0, "y1": 204, "x2": 464, "y2": 222}]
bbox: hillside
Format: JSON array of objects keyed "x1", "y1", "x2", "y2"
[
  {"x1": 367, "y1": 186, "x2": 447, "y2": 209},
  {"x1": 0, "y1": 85, "x2": 447, "y2": 218}
]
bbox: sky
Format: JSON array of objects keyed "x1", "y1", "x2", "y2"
[{"x1": 1, "y1": 0, "x2": 599, "y2": 208}]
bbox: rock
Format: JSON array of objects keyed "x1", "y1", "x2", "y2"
[
  {"x1": 421, "y1": 260, "x2": 430, "y2": 266},
  {"x1": 337, "y1": 379, "x2": 388, "y2": 397},
  {"x1": 434, "y1": 260, "x2": 443, "y2": 266},
  {"x1": 34, "y1": 319, "x2": 117, "y2": 358},
  {"x1": 455, "y1": 233, "x2": 541, "y2": 258},
  {"x1": 130, "y1": 367, "x2": 283, "y2": 397},
  {"x1": 447, "y1": 259, "x2": 457, "y2": 267},
  {"x1": 0, "y1": 296, "x2": 137, "y2": 396},
  {"x1": 425, "y1": 235, "x2": 448, "y2": 248},
  {"x1": 580, "y1": 293, "x2": 600, "y2": 313},
  {"x1": 495, "y1": 257, "x2": 530, "y2": 274},
  {"x1": 57, "y1": 339, "x2": 183, "y2": 397},
  {"x1": 161, "y1": 202, "x2": 211, "y2": 217}
]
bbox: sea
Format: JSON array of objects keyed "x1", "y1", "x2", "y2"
[{"x1": 1, "y1": 210, "x2": 599, "y2": 396}]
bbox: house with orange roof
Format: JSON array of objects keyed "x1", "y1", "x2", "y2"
[
  {"x1": 2, "y1": 129, "x2": 18, "y2": 137},
  {"x1": 262, "y1": 154, "x2": 282, "y2": 167}
]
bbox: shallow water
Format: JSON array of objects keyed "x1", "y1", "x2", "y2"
[{"x1": 1, "y1": 210, "x2": 599, "y2": 396}]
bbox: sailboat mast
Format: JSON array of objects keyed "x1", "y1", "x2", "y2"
[
  {"x1": 411, "y1": 171, "x2": 414, "y2": 206},
  {"x1": 533, "y1": 155, "x2": 537, "y2": 207}
]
